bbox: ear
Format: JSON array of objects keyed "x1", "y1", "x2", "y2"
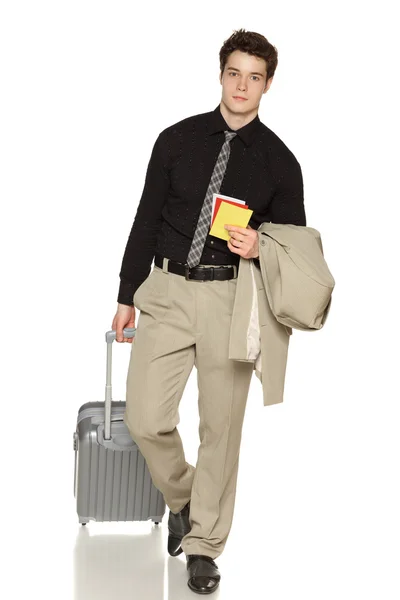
[{"x1": 264, "y1": 76, "x2": 273, "y2": 93}]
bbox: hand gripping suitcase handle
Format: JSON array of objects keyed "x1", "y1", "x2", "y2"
[
  {"x1": 105, "y1": 328, "x2": 136, "y2": 344},
  {"x1": 104, "y1": 327, "x2": 136, "y2": 440}
]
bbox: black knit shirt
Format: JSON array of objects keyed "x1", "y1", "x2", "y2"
[{"x1": 117, "y1": 103, "x2": 307, "y2": 306}]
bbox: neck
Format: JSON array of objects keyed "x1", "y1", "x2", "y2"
[{"x1": 219, "y1": 99, "x2": 258, "y2": 130}]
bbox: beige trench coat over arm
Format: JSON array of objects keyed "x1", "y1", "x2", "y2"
[{"x1": 228, "y1": 223, "x2": 335, "y2": 407}]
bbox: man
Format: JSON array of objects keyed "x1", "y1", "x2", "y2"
[{"x1": 111, "y1": 28, "x2": 306, "y2": 595}]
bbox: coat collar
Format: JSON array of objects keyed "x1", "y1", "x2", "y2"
[{"x1": 207, "y1": 104, "x2": 261, "y2": 147}]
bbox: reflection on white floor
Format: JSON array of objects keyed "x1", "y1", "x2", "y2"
[
  {"x1": 73, "y1": 522, "x2": 165, "y2": 600},
  {"x1": 72, "y1": 519, "x2": 230, "y2": 599}
]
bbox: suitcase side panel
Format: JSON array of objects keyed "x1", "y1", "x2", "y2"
[{"x1": 75, "y1": 406, "x2": 166, "y2": 523}]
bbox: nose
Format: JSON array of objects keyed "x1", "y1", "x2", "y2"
[{"x1": 237, "y1": 77, "x2": 247, "y2": 92}]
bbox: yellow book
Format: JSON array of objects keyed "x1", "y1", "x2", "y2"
[{"x1": 209, "y1": 201, "x2": 253, "y2": 241}]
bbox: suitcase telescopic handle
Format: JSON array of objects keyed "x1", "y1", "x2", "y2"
[{"x1": 104, "y1": 327, "x2": 136, "y2": 440}]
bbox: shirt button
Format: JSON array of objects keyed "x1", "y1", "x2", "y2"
[
  {"x1": 210, "y1": 240, "x2": 214, "y2": 244},
  {"x1": 211, "y1": 254, "x2": 215, "y2": 258}
]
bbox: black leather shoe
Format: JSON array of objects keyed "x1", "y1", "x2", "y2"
[
  {"x1": 167, "y1": 501, "x2": 191, "y2": 556},
  {"x1": 186, "y1": 554, "x2": 221, "y2": 594}
]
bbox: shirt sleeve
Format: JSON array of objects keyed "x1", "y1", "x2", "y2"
[
  {"x1": 268, "y1": 154, "x2": 307, "y2": 226},
  {"x1": 117, "y1": 132, "x2": 170, "y2": 306}
]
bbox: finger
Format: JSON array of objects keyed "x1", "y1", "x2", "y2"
[
  {"x1": 226, "y1": 225, "x2": 244, "y2": 235},
  {"x1": 234, "y1": 231, "x2": 247, "y2": 243},
  {"x1": 228, "y1": 238, "x2": 242, "y2": 255},
  {"x1": 232, "y1": 235, "x2": 244, "y2": 246},
  {"x1": 237, "y1": 227, "x2": 250, "y2": 236}
]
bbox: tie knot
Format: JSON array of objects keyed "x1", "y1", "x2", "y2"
[{"x1": 224, "y1": 130, "x2": 237, "y2": 143}]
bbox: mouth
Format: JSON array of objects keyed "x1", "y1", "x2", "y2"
[{"x1": 233, "y1": 96, "x2": 247, "y2": 101}]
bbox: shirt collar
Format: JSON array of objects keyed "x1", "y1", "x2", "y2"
[{"x1": 207, "y1": 104, "x2": 261, "y2": 147}]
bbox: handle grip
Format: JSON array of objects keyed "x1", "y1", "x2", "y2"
[
  {"x1": 103, "y1": 327, "x2": 137, "y2": 440},
  {"x1": 105, "y1": 327, "x2": 136, "y2": 344}
]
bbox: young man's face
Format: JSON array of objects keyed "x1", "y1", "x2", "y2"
[{"x1": 219, "y1": 49, "x2": 272, "y2": 114}]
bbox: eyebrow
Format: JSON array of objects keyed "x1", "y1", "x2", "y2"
[{"x1": 227, "y1": 66, "x2": 265, "y2": 77}]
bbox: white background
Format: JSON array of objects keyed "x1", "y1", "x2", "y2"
[{"x1": 1, "y1": 1, "x2": 399, "y2": 598}]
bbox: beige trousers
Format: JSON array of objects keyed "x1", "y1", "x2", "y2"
[{"x1": 123, "y1": 258, "x2": 254, "y2": 559}]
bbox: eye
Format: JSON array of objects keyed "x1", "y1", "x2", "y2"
[{"x1": 228, "y1": 72, "x2": 260, "y2": 81}]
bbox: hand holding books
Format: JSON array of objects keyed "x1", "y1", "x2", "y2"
[
  {"x1": 209, "y1": 193, "x2": 259, "y2": 259},
  {"x1": 209, "y1": 193, "x2": 253, "y2": 240}
]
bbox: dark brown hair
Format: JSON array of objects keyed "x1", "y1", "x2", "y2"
[{"x1": 219, "y1": 28, "x2": 278, "y2": 85}]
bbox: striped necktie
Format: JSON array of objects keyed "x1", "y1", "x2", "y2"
[{"x1": 186, "y1": 130, "x2": 237, "y2": 268}]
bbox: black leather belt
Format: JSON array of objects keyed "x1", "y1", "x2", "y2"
[{"x1": 154, "y1": 253, "x2": 238, "y2": 281}]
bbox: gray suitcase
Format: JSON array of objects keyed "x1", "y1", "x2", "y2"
[{"x1": 73, "y1": 327, "x2": 166, "y2": 526}]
